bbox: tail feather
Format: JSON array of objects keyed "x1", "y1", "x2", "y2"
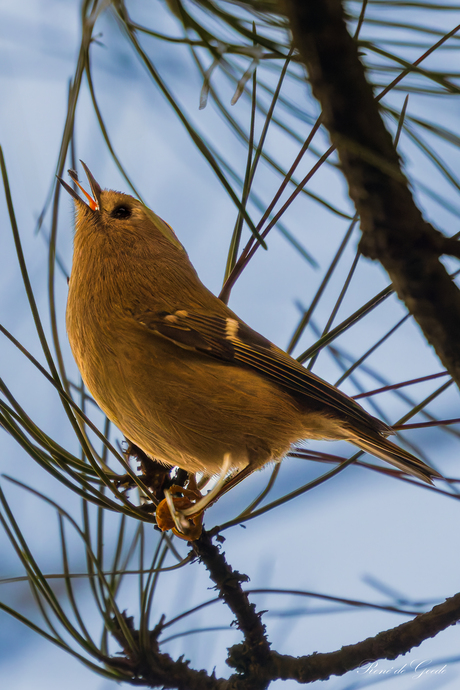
[{"x1": 350, "y1": 433, "x2": 442, "y2": 485}]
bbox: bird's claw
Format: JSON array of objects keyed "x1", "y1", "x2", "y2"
[{"x1": 155, "y1": 454, "x2": 233, "y2": 540}]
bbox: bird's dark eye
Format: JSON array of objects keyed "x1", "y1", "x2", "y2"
[{"x1": 111, "y1": 205, "x2": 132, "y2": 220}]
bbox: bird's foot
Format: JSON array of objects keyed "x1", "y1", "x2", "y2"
[{"x1": 155, "y1": 454, "x2": 233, "y2": 540}]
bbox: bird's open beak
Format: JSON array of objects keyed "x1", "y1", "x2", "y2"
[{"x1": 57, "y1": 161, "x2": 102, "y2": 211}]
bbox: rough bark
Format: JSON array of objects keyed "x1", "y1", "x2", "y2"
[{"x1": 282, "y1": 0, "x2": 460, "y2": 388}]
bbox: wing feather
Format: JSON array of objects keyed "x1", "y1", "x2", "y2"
[{"x1": 135, "y1": 309, "x2": 390, "y2": 434}]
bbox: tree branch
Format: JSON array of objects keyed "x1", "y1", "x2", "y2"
[
  {"x1": 109, "y1": 531, "x2": 273, "y2": 689},
  {"x1": 271, "y1": 591, "x2": 460, "y2": 682},
  {"x1": 282, "y1": 0, "x2": 460, "y2": 388},
  {"x1": 192, "y1": 530, "x2": 272, "y2": 687},
  {"x1": 110, "y1": 612, "x2": 228, "y2": 689},
  {"x1": 108, "y1": 542, "x2": 460, "y2": 688}
]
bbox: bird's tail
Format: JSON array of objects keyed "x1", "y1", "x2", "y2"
[{"x1": 349, "y1": 431, "x2": 442, "y2": 484}]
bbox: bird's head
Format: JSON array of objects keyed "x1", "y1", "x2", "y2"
[{"x1": 57, "y1": 162, "x2": 185, "y2": 251}]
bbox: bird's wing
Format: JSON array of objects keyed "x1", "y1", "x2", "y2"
[{"x1": 134, "y1": 309, "x2": 390, "y2": 434}]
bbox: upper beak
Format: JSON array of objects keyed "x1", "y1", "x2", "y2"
[{"x1": 57, "y1": 161, "x2": 102, "y2": 211}]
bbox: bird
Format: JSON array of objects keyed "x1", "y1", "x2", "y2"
[{"x1": 58, "y1": 163, "x2": 441, "y2": 509}]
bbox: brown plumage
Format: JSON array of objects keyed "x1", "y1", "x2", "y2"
[{"x1": 60, "y1": 164, "x2": 442, "y2": 486}]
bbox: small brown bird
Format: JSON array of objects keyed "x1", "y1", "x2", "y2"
[{"x1": 59, "y1": 164, "x2": 441, "y2": 497}]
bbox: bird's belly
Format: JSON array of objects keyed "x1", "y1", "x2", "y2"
[
  {"x1": 69, "y1": 323, "x2": 350, "y2": 475},
  {"x1": 80, "y1": 339, "x2": 308, "y2": 474}
]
